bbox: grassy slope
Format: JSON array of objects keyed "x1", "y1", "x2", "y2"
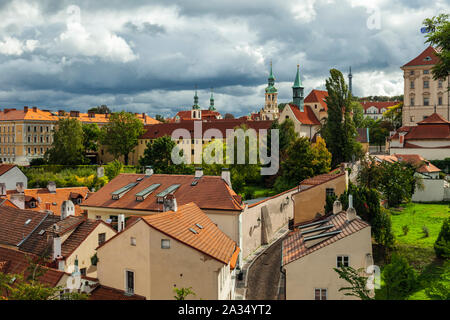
[{"x1": 388, "y1": 203, "x2": 449, "y2": 300}]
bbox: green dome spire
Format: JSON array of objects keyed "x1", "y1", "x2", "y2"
[
  {"x1": 293, "y1": 64, "x2": 302, "y2": 88},
  {"x1": 192, "y1": 85, "x2": 200, "y2": 110},
  {"x1": 209, "y1": 87, "x2": 216, "y2": 111},
  {"x1": 265, "y1": 60, "x2": 277, "y2": 93}
]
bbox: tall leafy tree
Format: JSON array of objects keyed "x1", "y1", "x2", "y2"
[
  {"x1": 274, "y1": 137, "x2": 315, "y2": 192},
  {"x1": 100, "y1": 111, "x2": 145, "y2": 165},
  {"x1": 88, "y1": 104, "x2": 110, "y2": 114},
  {"x1": 139, "y1": 135, "x2": 190, "y2": 174},
  {"x1": 378, "y1": 161, "x2": 417, "y2": 207},
  {"x1": 382, "y1": 254, "x2": 417, "y2": 300},
  {"x1": 82, "y1": 123, "x2": 101, "y2": 152},
  {"x1": 321, "y1": 69, "x2": 359, "y2": 167},
  {"x1": 46, "y1": 118, "x2": 86, "y2": 165},
  {"x1": 423, "y1": 14, "x2": 450, "y2": 80},
  {"x1": 311, "y1": 136, "x2": 332, "y2": 174}
]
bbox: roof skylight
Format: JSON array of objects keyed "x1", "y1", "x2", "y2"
[
  {"x1": 111, "y1": 182, "x2": 138, "y2": 200},
  {"x1": 135, "y1": 184, "x2": 161, "y2": 201}
]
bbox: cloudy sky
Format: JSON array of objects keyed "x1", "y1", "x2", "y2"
[{"x1": 0, "y1": 0, "x2": 448, "y2": 118}]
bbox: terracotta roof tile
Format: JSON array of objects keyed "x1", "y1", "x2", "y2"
[
  {"x1": 6, "y1": 187, "x2": 89, "y2": 216},
  {"x1": 287, "y1": 104, "x2": 321, "y2": 125},
  {"x1": 282, "y1": 211, "x2": 370, "y2": 265},
  {"x1": 60, "y1": 219, "x2": 107, "y2": 258},
  {"x1": 0, "y1": 164, "x2": 16, "y2": 176},
  {"x1": 0, "y1": 245, "x2": 65, "y2": 287},
  {"x1": 142, "y1": 202, "x2": 239, "y2": 265},
  {"x1": 170, "y1": 110, "x2": 222, "y2": 122},
  {"x1": 304, "y1": 90, "x2": 328, "y2": 111},
  {"x1": 89, "y1": 284, "x2": 146, "y2": 300},
  {"x1": 82, "y1": 173, "x2": 243, "y2": 212},
  {"x1": 0, "y1": 206, "x2": 49, "y2": 247},
  {"x1": 403, "y1": 46, "x2": 440, "y2": 67},
  {"x1": 300, "y1": 172, "x2": 345, "y2": 187},
  {"x1": 139, "y1": 120, "x2": 273, "y2": 140}
]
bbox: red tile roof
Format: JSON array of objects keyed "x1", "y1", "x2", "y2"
[
  {"x1": 304, "y1": 90, "x2": 328, "y2": 111},
  {"x1": 170, "y1": 110, "x2": 222, "y2": 122},
  {"x1": 82, "y1": 173, "x2": 243, "y2": 212},
  {"x1": 6, "y1": 187, "x2": 89, "y2": 216},
  {"x1": 140, "y1": 119, "x2": 273, "y2": 140},
  {"x1": 390, "y1": 113, "x2": 450, "y2": 141},
  {"x1": 376, "y1": 154, "x2": 441, "y2": 173},
  {"x1": 0, "y1": 245, "x2": 65, "y2": 287},
  {"x1": 0, "y1": 164, "x2": 16, "y2": 176},
  {"x1": 0, "y1": 206, "x2": 49, "y2": 247},
  {"x1": 403, "y1": 46, "x2": 440, "y2": 67},
  {"x1": 300, "y1": 172, "x2": 345, "y2": 187},
  {"x1": 89, "y1": 284, "x2": 146, "y2": 300},
  {"x1": 142, "y1": 202, "x2": 239, "y2": 265},
  {"x1": 417, "y1": 112, "x2": 450, "y2": 125},
  {"x1": 287, "y1": 104, "x2": 320, "y2": 125},
  {"x1": 282, "y1": 211, "x2": 370, "y2": 265}
]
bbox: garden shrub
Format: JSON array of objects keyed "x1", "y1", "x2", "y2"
[
  {"x1": 434, "y1": 217, "x2": 450, "y2": 259},
  {"x1": 383, "y1": 253, "x2": 417, "y2": 300}
]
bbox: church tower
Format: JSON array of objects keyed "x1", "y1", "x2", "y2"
[
  {"x1": 262, "y1": 61, "x2": 279, "y2": 119},
  {"x1": 208, "y1": 88, "x2": 216, "y2": 111},
  {"x1": 191, "y1": 86, "x2": 201, "y2": 120},
  {"x1": 292, "y1": 64, "x2": 304, "y2": 111}
]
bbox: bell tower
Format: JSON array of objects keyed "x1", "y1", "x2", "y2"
[
  {"x1": 263, "y1": 61, "x2": 278, "y2": 119},
  {"x1": 292, "y1": 65, "x2": 304, "y2": 111}
]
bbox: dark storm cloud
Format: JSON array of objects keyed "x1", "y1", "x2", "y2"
[{"x1": 0, "y1": 0, "x2": 448, "y2": 117}]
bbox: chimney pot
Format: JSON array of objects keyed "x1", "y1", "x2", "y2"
[
  {"x1": 145, "y1": 166, "x2": 153, "y2": 176},
  {"x1": 53, "y1": 234, "x2": 62, "y2": 261},
  {"x1": 346, "y1": 207, "x2": 357, "y2": 222},
  {"x1": 163, "y1": 194, "x2": 177, "y2": 212},
  {"x1": 24, "y1": 106, "x2": 28, "y2": 112},
  {"x1": 97, "y1": 166, "x2": 104, "y2": 178},
  {"x1": 47, "y1": 181, "x2": 56, "y2": 193},
  {"x1": 32, "y1": 106, "x2": 37, "y2": 112},
  {"x1": 332, "y1": 200, "x2": 342, "y2": 214},
  {"x1": 195, "y1": 167, "x2": 203, "y2": 178},
  {"x1": 16, "y1": 182, "x2": 24, "y2": 193},
  {"x1": 118, "y1": 214, "x2": 125, "y2": 232},
  {"x1": 221, "y1": 168, "x2": 232, "y2": 188},
  {"x1": 0, "y1": 183, "x2": 6, "y2": 196}
]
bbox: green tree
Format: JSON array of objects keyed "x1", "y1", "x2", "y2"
[
  {"x1": 88, "y1": 104, "x2": 110, "y2": 114},
  {"x1": 357, "y1": 156, "x2": 383, "y2": 189},
  {"x1": 311, "y1": 136, "x2": 332, "y2": 174},
  {"x1": 434, "y1": 217, "x2": 450, "y2": 259},
  {"x1": 274, "y1": 137, "x2": 315, "y2": 192},
  {"x1": 105, "y1": 159, "x2": 123, "y2": 180},
  {"x1": 383, "y1": 102, "x2": 403, "y2": 130},
  {"x1": 351, "y1": 101, "x2": 366, "y2": 128},
  {"x1": 334, "y1": 266, "x2": 373, "y2": 300},
  {"x1": 173, "y1": 287, "x2": 196, "y2": 300},
  {"x1": 321, "y1": 69, "x2": 360, "y2": 167},
  {"x1": 383, "y1": 254, "x2": 417, "y2": 300},
  {"x1": 100, "y1": 111, "x2": 145, "y2": 165},
  {"x1": 425, "y1": 261, "x2": 450, "y2": 300},
  {"x1": 372, "y1": 208, "x2": 395, "y2": 252},
  {"x1": 139, "y1": 135, "x2": 190, "y2": 174},
  {"x1": 423, "y1": 14, "x2": 450, "y2": 80},
  {"x1": 155, "y1": 114, "x2": 165, "y2": 122},
  {"x1": 82, "y1": 123, "x2": 101, "y2": 152},
  {"x1": 46, "y1": 118, "x2": 86, "y2": 165},
  {"x1": 378, "y1": 161, "x2": 417, "y2": 207}
]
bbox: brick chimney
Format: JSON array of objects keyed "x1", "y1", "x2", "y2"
[
  {"x1": 32, "y1": 106, "x2": 37, "y2": 112},
  {"x1": 142, "y1": 113, "x2": 147, "y2": 125},
  {"x1": 24, "y1": 106, "x2": 28, "y2": 112}
]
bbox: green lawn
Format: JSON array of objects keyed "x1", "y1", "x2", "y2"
[{"x1": 378, "y1": 202, "x2": 449, "y2": 300}]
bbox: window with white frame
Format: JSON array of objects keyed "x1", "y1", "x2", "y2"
[
  {"x1": 161, "y1": 239, "x2": 170, "y2": 249},
  {"x1": 337, "y1": 255, "x2": 349, "y2": 267},
  {"x1": 314, "y1": 288, "x2": 327, "y2": 300}
]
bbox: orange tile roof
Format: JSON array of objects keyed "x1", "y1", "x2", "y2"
[
  {"x1": 142, "y1": 202, "x2": 239, "y2": 265},
  {"x1": 377, "y1": 154, "x2": 441, "y2": 173},
  {"x1": 403, "y1": 46, "x2": 440, "y2": 67},
  {"x1": 0, "y1": 198, "x2": 18, "y2": 208},
  {"x1": 170, "y1": 110, "x2": 222, "y2": 122},
  {"x1": 287, "y1": 104, "x2": 320, "y2": 125},
  {"x1": 0, "y1": 106, "x2": 159, "y2": 125},
  {"x1": 417, "y1": 112, "x2": 450, "y2": 125},
  {"x1": 300, "y1": 172, "x2": 345, "y2": 187},
  {"x1": 304, "y1": 90, "x2": 328, "y2": 111},
  {"x1": 89, "y1": 284, "x2": 146, "y2": 300},
  {"x1": 0, "y1": 245, "x2": 65, "y2": 287},
  {"x1": 0, "y1": 164, "x2": 16, "y2": 176},
  {"x1": 82, "y1": 173, "x2": 243, "y2": 212},
  {"x1": 282, "y1": 211, "x2": 369, "y2": 265},
  {"x1": 6, "y1": 187, "x2": 89, "y2": 216}
]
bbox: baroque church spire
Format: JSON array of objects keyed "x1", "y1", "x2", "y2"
[{"x1": 292, "y1": 64, "x2": 304, "y2": 111}]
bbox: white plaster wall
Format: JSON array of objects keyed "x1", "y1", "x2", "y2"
[
  {"x1": 0, "y1": 166, "x2": 28, "y2": 190},
  {"x1": 412, "y1": 179, "x2": 447, "y2": 202},
  {"x1": 390, "y1": 148, "x2": 450, "y2": 160}
]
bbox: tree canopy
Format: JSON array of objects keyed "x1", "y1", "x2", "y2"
[
  {"x1": 423, "y1": 14, "x2": 450, "y2": 80},
  {"x1": 100, "y1": 111, "x2": 145, "y2": 165}
]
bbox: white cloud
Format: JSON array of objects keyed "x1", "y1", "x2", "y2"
[{"x1": 0, "y1": 36, "x2": 39, "y2": 56}]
